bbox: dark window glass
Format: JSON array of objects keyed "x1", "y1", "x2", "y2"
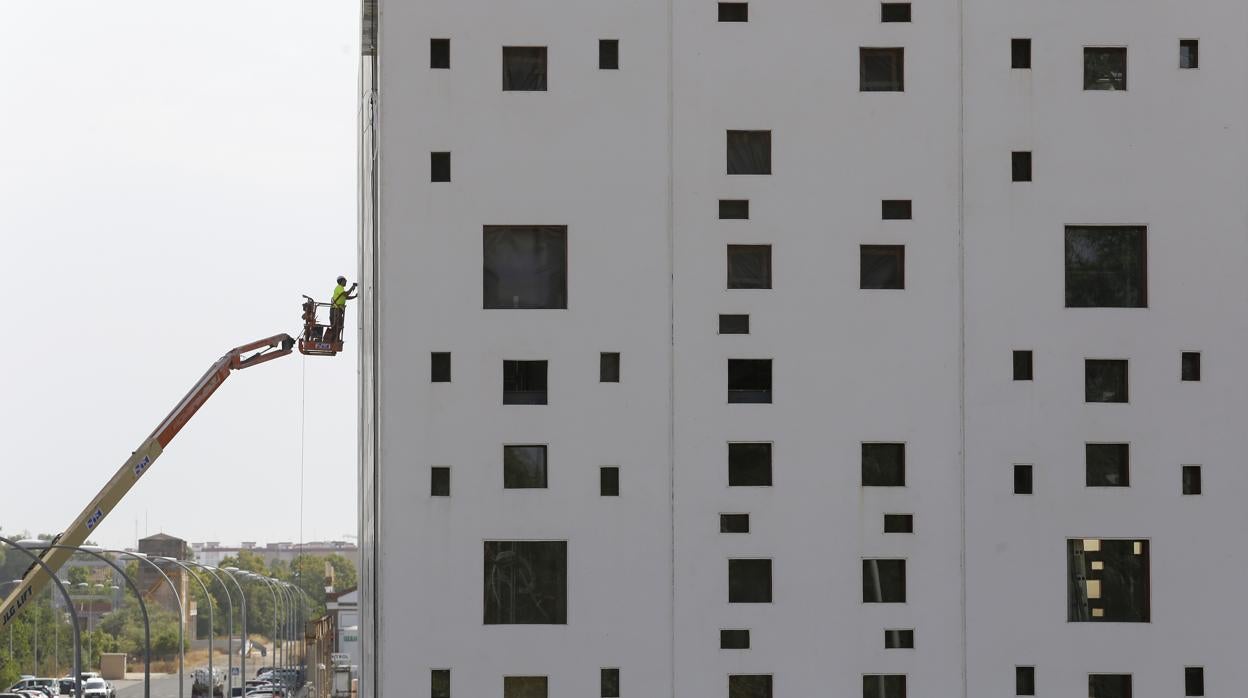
[
  {"x1": 1086, "y1": 444, "x2": 1129, "y2": 487},
  {"x1": 729, "y1": 443, "x2": 772, "y2": 486},
  {"x1": 483, "y1": 226, "x2": 567, "y2": 309},
  {"x1": 1182, "y1": 352, "x2": 1201, "y2": 381},
  {"x1": 431, "y1": 352, "x2": 451, "y2": 382},
  {"x1": 862, "y1": 443, "x2": 905, "y2": 486},
  {"x1": 430, "y1": 39, "x2": 450, "y2": 69},
  {"x1": 881, "y1": 3, "x2": 911, "y2": 21},
  {"x1": 862, "y1": 675, "x2": 906, "y2": 698},
  {"x1": 431, "y1": 670, "x2": 450, "y2": 698},
  {"x1": 503, "y1": 676, "x2": 548, "y2": 698},
  {"x1": 720, "y1": 514, "x2": 750, "y2": 533},
  {"x1": 719, "y1": 199, "x2": 750, "y2": 219},
  {"x1": 718, "y1": 3, "x2": 749, "y2": 22},
  {"x1": 503, "y1": 445, "x2": 548, "y2": 489},
  {"x1": 728, "y1": 359, "x2": 772, "y2": 403},
  {"x1": 431, "y1": 152, "x2": 451, "y2": 182},
  {"x1": 1185, "y1": 667, "x2": 1204, "y2": 696},
  {"x1": 600, "y1": 668, "x2": 619, "y2": 698},
  {"x1": 1180, "y1": 40, "x2": 1199, "y2": 69},
  {"x1": 599, "y1": 40, "x2": 619, "y2": 69},
  {"x1": 860, "y1": 245, "x2": 905, "y2": 289},
  {"x1": 728, "y1": 675, "x2": 771, "y2": 698},
  {"x1": 1012, "y1": 151, "x2": 1032, "y2": 182},
  {"x1": 1088, "y1": 674, "x2": 1132, "y2": 698},
  {"x1": 502, "y1": 47, "x2": 547, "y2": 91},
  {"x1": 862, "y1": 559, "x2": 906, "y2": 603},
  {"x1": 1068, "y1": 539, "x2": 1149, "y2": 622},
  {"x1": 1013, "y1": 350, "x2": 1034, "y2": 380},
  {"x1": 726, "y1": 130, "x2": 771, "y2": 175},
  {"x1": 1084, "y1": 47, "x2": 1127, "y2": 90},
  {"x1": 881, "y1": 199, "x2": 912, "y2": 220},
  {"x1": 1014, "y1": 465, "x2": 1033, "y2": 495},
  {"x1": 1016, "y1": 666, "x2": 1035, "y2": 696},
  {"x1": 503, "y1": 360, "x2": 548, "y2": 405},
  {"x1": 600, "y1": 352, "x2": 620, "y2": 382},
  {"x1": 720, "y1": 629, "x2": 750, "y2": 649},
  {"x1": 1182, "y1": 465, "x2": 1202, "y2": 495},
  {"x1": 719, "y1": 314, "x2": 750, "y2": 334},
  {"x1": 484, "y1": 542, "x2": 566, "y2": 624},
  {"x1": 884, "y1": 629, "x2": 914, "y2": 649},
  {"x1": 1065, "y1": 226, "x2": 1147, "y2": 308},
  {"x1": 1085, "y1": 359, "x2": 1128, "y2": 403},
  {"x1": 727, "y1": 245, "x2": 772, "y2": 289},
  {"x1": 860, "y1": 47, "x2": 904, "y2": 91},
  {"x1": 600, "y1": 466, "x2": 619, "y2": 497},
  {"x1": 728, "y1": 559, "x2": 772, "y2": 603},
  {"x1": 1012, "y1": 38, "x2": 1031, "y2": 69},
  {"x1": 431, "y1": 467, "x2": 450, "y2": 497},
  {"x1": 883, "y1": 514, "x2": 913, "y2": 533}
]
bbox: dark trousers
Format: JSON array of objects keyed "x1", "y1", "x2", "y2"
[{"x1": 330, "y1": 306, "x2": 345, "y2": 342}]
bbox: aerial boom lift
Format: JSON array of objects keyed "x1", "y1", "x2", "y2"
[{"x1": 0, "y1": 298, "x2": 345, "y2": 628}]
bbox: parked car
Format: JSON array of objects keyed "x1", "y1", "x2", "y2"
[
  {"x1": 9, "y1": 680, "x2": 55, "y2": 698},
  {"x1": 243, "y1": 688, "x2": 282, "y2": 698},
  {"x1": 80, "y1": 679, "x2": 113, "y2": 698}
]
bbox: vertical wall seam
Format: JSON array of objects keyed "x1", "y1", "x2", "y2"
[
  {"x1": 957, "y1": 0, "x2": 969, "y2": 694},
  {"x1": 666, "y1": 0, "x2": 677, "y2": 694}
]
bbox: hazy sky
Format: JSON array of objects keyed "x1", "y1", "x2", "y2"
[{"x1": 0, "y1": 2, "x2": 360, "y2": 550}]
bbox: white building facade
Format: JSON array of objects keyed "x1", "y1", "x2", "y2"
[{"x1": 358, "y1": 1, "x2": 1245, "y2": 696}]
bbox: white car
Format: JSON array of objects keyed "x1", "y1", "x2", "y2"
[{"x1": 80, "y1": 679, "x2": 113, "y2": 698}]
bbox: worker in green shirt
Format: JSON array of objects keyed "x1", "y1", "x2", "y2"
[{"x1": 330, "y1": 275, "x2": 358, "y2": 343}]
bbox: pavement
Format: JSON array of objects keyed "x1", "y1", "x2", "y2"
[{"x1": 112, "y1": 674, "x2": 306, "y2": 698}]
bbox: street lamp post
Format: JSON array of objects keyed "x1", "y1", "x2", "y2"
[
  {"x1": 0, "y1": 536, "x2": 83, "y2": 698},
  {"x1": 220, "y1": 568, "x2": 247, "y2": 689},
  {"x1": 181, "y1": 562, "x2": 236, "y2": 698},
  {"x1": 157, "y1": 558, "x2": 215, "y2": 698},
  {"x1": 241, "y1": 575, "x2": 279, "y2": 682},
  {"x1": 106, "y1": 551, "x2": 184, "y2": 698}
]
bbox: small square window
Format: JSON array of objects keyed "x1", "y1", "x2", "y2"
[
  {"x1": 600, "y1": 668, "x2": 619, "y2": 698},
  {"x1": 1065, "y1": 226, "x2": 1147, "y2": 308},
  {"x1": 431, "y1": 669, "x2": 450, "y2": 698},
  {"x1": 502, "y1": 46, "x2": 547, "y2": 91},
  {"x1": 599, "y1": 40, "x2": 619, "y2": 70},
  {"x1": 719, "y1": 199, "x2": 749, "y2": 219},
  {"x1": 600, "y1": 466, "x2": 620, "y2": 496},
  {"x1": 600, "y1": 352, "x2": 620, "y2": 382},
  {"x1": 1085, "y1": 359, "x2": 1128, "y2": 403},
  {"x1": 728, "y1": 675, "x2": 771, "y2": 698},
  {"x1": 430, "y1": 152, "x2": 451, "y2": 182},
  {"x1": 1014, "y1": 465, "x2": 1033, "y2": 495},
  {"x1": 1182, "y1": 465, "x2": 1202, "y2": 495},
  {"x1": 431, "y1": 467, "x2": 450, "y2": 497},
  {"x1": 503, "y1": 445, "x2": 548, "y2": 489},
  {"x1": 883, "y1": 514, "x2": 913, "y2": 533},
  {"x1": 1085, "y1": 47, "x2": 1127, "y2": 90},
  {"x1": 881, "y1": 199, "x2": 912, "y2": 220},
  {"x1": 728, "y1": 359, "x2": 772, "y2": 403},
  {"x1": 726, "y1": 130, "x2": 771, "y2": 175},
  {"x1": 720, "y1": 513, "x2": 750, "y2": 533},
  {"x1": 729, "y1": 443, "x2": 772, "y2": 486},
  {"x1": 431, "y1": 352, "x2": 451, "y2": 382},
  {"x1": 1012, "y1": 38, "x2": 1031, "y2": 69},
  {"x1": 503, "y1": 677, "x2": 548, "y2": 698},
  {"x1": 1182, "y1": 352, "x2": 1201, "y2": 381},
  {"x1": 1013, "y1": 350, "x2": 1034, "y2": 381},
  {"x1": 884, "y1": 629, "x2": 914, "y2": 649},
  {"x1": 1088, "y1": 674, "x2": 1132, "y2": 698},
  {"x1": 1012, "y1": 151, "x2": 1032, "y2": 182},
  {"x1": 1015, "y1": 666, "x2": 1035, "y2": 695},
  {"x1": 728, "y1": 559, "x2": 772, "y2": 603},
  {"x1": 1180, "y1": 40, "x2": 1199, "y2": 70},
  {"x1": 1086, "y1": 444, "x2": 1129, "y2": 487},
  {"x1": 862, "y1": 443, "x2": 905, "y2": 486},
  {"x1": 881, "y1": 3, "x2": 911, "y2": 22},
  {"x1": 860, "y1": 47, "x2": 905, "y2": 91},
  {"x1": 862, "y1": 675, "x2": 906, "y2": 698},
  {"x1": 863, "y1": 559, "x2": 906, "y2": 602},
  {"x1": 719, "y1": 314, "x2": 750, "y2": 334},
  {"x1": 718, "y1": 3, "x2": 748, "y2": 22},
  {"x1": 430, "y1": 39, "x2": 450, "y2": 69},
  {"x1": 503, "y1": 360, "x2": 548, "y2": 405},
  {"x1": 860, "y1": 245, "x2": 905, "y2": 289},
  {"x1": 727, "y1": 245, "x2": 772, "y2": 289},
  {"x1": 1185, "y1": 667, "x2": 1204, "y2": 696},
  {"x1": 720, "y1": 629, "x2": 750, "y2": 649}
]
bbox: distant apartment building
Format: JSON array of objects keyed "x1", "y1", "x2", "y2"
[{"x1": 190, "y1": 540, "x2": 359, "y2": 569}]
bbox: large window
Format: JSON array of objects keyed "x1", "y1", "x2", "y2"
[
  {"x1": 502, "y1": 47, "x2": 547, "y2": 91},
  {"x1": 1086, "y1": 443, "x2": 1129, "y2": 487},
  {"x1": 484, "y1": 226, "x2": 567, "y2": 309},
  {"x1": 1068, "y1": 539, "x2": 1149, "y2": 622},
  {"x1": 862, "y1": 443, "x2": 905, "y2": 486},
  {"x1": 503, "y1": 445, "x2": 548, "y2": 488},
  {"x1": 727, "y1": 245, "x2": 771, "y2": 289},
  {"x1": 1065, "y1": 226, "x2": 1146, "y2": 308},
  {"x1": 728, "y1": 442, "x2": 772, "y2": 486},
  {"x1": 863, "y1": 559, "x2": 906, "y2": 603},
  {"x1": 728, "y1": 559, "x2": 772, "y2": 602},
  {"x1": 1084, "y1": 47, "x2": 1127, "y2": 90},
  {"x1": 726, "y1": 130, "x2": 771, "y2": 175},
  {"x1": 863, "y1": 675, "x2": 906, "y2": 698},
  {"x1": 503, "y1": 360, "x2": 548, "y2": 405},
  {"x1": 728, "y1": 359, "x2": 772, "y2": 403},
  {"x1": 1085, "y1": 359, "x2": 1128, "y2": 403},
  {"x1": 504, "y1": 677, "x2": 548, "y2": 698},
  {"x1": 484, "y1": 541, "x2": 567, "y2": 624},
  {"x1": 860, "y1": 48, "x2": 904, "y2": 91},
  {"x1": 860, "y1": 245, "x2": 905, "y2": 289},
  {"x1": 1088, "y1": 674, "x2": 1132, "y2": 698},
  {"x1": 728, "y1": 675, "x2": 771, "y2": 698}
]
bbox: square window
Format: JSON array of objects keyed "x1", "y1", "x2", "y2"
[
  {"x1": 503, "y1": 676, "x2": 548, "y2": 698},
  {"x1": 1014, "y1": 465, "x2": 1033, "y2": 495},
  {"x1": 727, "y1": 245, "x2": 772, "y2": 289},
  {"x1": 862, "y1": 443, "x2": 905, "y2": 486},
  {"x1": 728, "y1": 559, "x2": 772, "y2": 603},
  {"x1": 1086, "y1": 444, "x2": 1129, "y2": 487},
  {"x1": 483, "y1": 225, "x2": 567, "y2": 309},
  {"x1": 1182, "y1": 352, "x2": 1201, "y2": 381},
  {"x1": 1012, "y1": 151, "x2": 1032, "y2": 182},
  {"x1": 884, "y1": 629, "x2": 914, "y2": 649},
  {"x1": 720, "y1": 513, "x2": 751, "y2": 533},
  {"x1": 600, "y1": 668, "x2": 619, "y2": 698},
  {"x1": 881, "y1": 199, "x2": 912, "y2": 220},
  {"x1": 1016, "y1": 666, "x2": 1035, "y2": 696},
  {"x1": 503, "y1": 360, "x2": 548, "y2": 405},
  {"x1": 1180, "y1": 40, "x2": 1199, "y2": 70},
  {"x1": 502, "y1": 47, "x2": 547, "y2": 91},
  {"x1": 862, "y1": 675, "x2": 906, "y2": 697},
  {"x1": 430, "y1": 152, "x2": 451, "y2": 182},
  {"x1": 728, "y1": 359, "x2": 772, "y2": 403},
  {"x1": 1012, "y1": 38, "x2": 1031, "y2": 69},
  {"x1": 719, "y1": 199, "x2": 750, "y2": 219},
  {"x1": 599, "y1": 40, "x2": 619, "y2": 70},
  {"x1": 728, "y1": 675, "x2": 771, "y2": 698},
  {"x1": 600, "y1": 466, "x2": 620, "y2": 497},
  {"x1": 1069, "y1": 539, "x2": 1149, "y2": 622},
  {"x1": 726, "y1": 130, "x2": 771, "y2": 175},
  {"x1": 1085, "y1": 359, "x2": 1128, "y2": 403},
  {"x1": 860, "y1": 48, "x2": 905, "y2": 91},
  {"x1": 431, "y1": 669, "x2": 450, "y2": 698},
  {"x1": 860, "y1": 245, "x2": 905, "y2": 289},
  {"x1": 863, "y1": 559, "x2": 906, "y2": 603},
  {"x1": 718, "y1": 3, "x2": 749, "y2": 22},
  {"x1": 729, "y1": 443, "x2": 772, "y2": 486},
  {"x1": 1182, "y1": 465, "x2": 1202, "y2": 495},
  {"x1": 484, "y1": 542, "x2": 566, "y2": 624},
  {"x1": 719, "y1": 314, "x2": 750, "y2": 334},
  {"x1": 600, "y1": 352, "x2": 620, "y2": 382},
  {"x1": 1185, "y1": 667, "x2": 1204, "y2": 696},
  {"x1": 881, "y1": 3, "x2": 911, "y2": 22},
  {"x1": 720, "y1": 629, "x2": 750, "y2": 649},
  {"x1": 1013, "y1": 350, "x2": 1034, "y2": 381},
  {"x1": 1084, "y1": 47, "x2": 1127, "y2": 90},
  {"x1": 1065, "y1": 226, "x2": 1147, "y2": 308},
  {"x1": 883, "y1": 514, "x2": 913, "y2": 533},
  {"x1": 431, "y1": 467, "x2": 450, "y2": 497},
  {"x1": 431, "y1": 352, "x2": 451, "y2": 382},
  {"x1": 503, "y1": 445, "x2": 548, "y2": 489},
  {"x1": 430, "y1": 39, "x2": 450, "y2": 69},
  {"x1": 1088, "y1": 674, "x2": 1132, "y2": 698}
]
